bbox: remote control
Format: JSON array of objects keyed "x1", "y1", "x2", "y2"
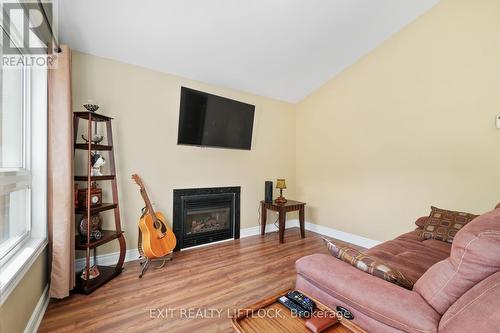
[
  {"x1": 287, "y1": 291, "x2": 315, "y2": 313},
  {"x1": 277, "y1": 296, "x2": 312, "y2": 318}
]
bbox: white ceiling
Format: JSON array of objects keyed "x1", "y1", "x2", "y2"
[{"x1": 59, "y1": 0, "x2": 439, "y2": 103}]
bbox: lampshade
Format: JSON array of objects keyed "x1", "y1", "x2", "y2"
[{"x1": 276, "y1": 179, "x2": 287, "y2": 189}]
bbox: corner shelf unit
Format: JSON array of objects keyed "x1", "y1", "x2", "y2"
[{"x1": 73, "y1": 111, "x2": 126, "y2": 294}]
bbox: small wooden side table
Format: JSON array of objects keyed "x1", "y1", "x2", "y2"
[{"x1": 260, "y1": 200, "x2": 306, "y2": 243}]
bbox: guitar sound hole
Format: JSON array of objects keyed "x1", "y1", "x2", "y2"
[{"x1": 156, "y1": 220, "x2": 167, "y2": 233}]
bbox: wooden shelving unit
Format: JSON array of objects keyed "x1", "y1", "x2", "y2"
[
  {"x1": 75, "y1": 230, "x2": 124, "y2": 250},
  {"x1": 74, "y1": 175, "x2": 116, "y2": 181},
  {"x1": 74, "y1": 143, "x2": 113, "y2": 151},
  {"x1": 74, "y1": 202, "x2": 118, "y2": 215},
  {"x1": 73, "y1": 111, "x2": 126, "y2": 294}
]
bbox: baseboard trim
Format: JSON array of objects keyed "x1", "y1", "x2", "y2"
[
  {"x1": 74, "y1": 221, "x2": 379, "y2": 270},
  {"x1": 251, "y1": 218, "x2": 380, "y2": 248},
  {"x1": 23, "y1": 284, "x2": 49, "y2": 333},
  {"x1": 301, "y1": 221, "x2": 381, "y2": 248},
  {"x1": 75, "y1": 248, "x2": 141, "y2": 271},
  {"x1": 239, "y1": 220, "x2": 298, "y2": 237}
]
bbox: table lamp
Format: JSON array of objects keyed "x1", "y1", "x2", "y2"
[{"x1": 275, "y1": 179, "x2": 287, "y2": 204}]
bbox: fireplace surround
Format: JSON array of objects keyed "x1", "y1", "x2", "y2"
[{"x1": 173, "y1": 186, "x2": 240, "y2": 251}]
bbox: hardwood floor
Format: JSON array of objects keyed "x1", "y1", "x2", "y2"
[{"x1": 39, "y1": 228, "x2": 361, "y2": 333}]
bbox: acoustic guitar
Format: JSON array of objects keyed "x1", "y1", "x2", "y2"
[{"x1": 132, "y1": 174, "x2": 176, "y2": 259}]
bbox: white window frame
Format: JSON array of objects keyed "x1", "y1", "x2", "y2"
[
  {"x1": 0, "y1": 65, "x2": 32, "y2": 264},
  {"x1": 0, "y1": 66, "x2": 48, "y2": 304},
  {"x1": 0, "y1": 1, "x2": 48, "y2": 304}
]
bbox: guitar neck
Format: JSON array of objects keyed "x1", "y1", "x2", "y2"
[{"x1": 140, "y1": 188, "x2": 156, "y2": 216}]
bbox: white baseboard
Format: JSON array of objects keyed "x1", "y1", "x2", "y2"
[
  {"x1": 239, "y1": 220, "x2": 298, "y2": 237},
  {"x1": 75, "y1": 248, "x2": 141, "y2": 271},
  {"x1": 74, "y1": 221, "x2": 379, "y2": 270},
  {"x1": 300, "y1": 221, "x2": 381, "y2": 248},
  {"x1": 244, "y1": 218, "x2": 380, "y2": 249},
  {"x1": 23, "y1": 284, "x2": 49, "y2": 333}
]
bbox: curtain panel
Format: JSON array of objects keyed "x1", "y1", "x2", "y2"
[{"x1": 48, "y1": 45, "x2": 75, "y2": 298}]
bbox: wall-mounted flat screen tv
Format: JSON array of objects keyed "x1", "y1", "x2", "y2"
[{"x1": 177, "y1": 87, "x2": 255, "y2": 150}]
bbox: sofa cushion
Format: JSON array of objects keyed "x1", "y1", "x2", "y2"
[
  {"x1": 418, "y1": 206, "x2": 478, "y2": 243},
  {"x1": 414, "y1": 208, "x2": 500, "y2": 314},
  {"x1": 438, "y1": 270, "x2": 500, "y2": 333},
  {"x1": 323, "y1": 238, "x2": 414, "y2": 289},
  {"x1": 365, "y1": 230, "x2": 451, "y2": 283}
]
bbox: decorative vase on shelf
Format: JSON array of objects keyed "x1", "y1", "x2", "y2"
[
  {"x1": 78, "y1": 213, "x2": 103, "y2": 240},
  {"x1": 83, "y1": 103, "x2": 99, "y2": 113}
]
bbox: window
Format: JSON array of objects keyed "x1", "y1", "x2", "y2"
[
  {"x1": 0, "y1": 25, "x2": 47, "y2": 304},
  {"x1": 0, "y1": 46, "x2": 32, "y2": 263},
  {"x1": 0, "y1": 13, "x2": 47, "y2": 301}
]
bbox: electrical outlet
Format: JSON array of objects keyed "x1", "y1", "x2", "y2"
[{"x1": 496, "y1": 115, "x2": 500, "y2": 129}]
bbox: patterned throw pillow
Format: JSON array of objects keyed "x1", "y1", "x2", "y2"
[
  {"x1": 419, "y1": 206, "x2": 478, "y2": 243},
  {"x1": 322, "y1": 238, "x2": 414, "y2": 290}
]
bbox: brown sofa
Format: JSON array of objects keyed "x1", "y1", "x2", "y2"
[{"x1": 296, "y1": 206, "x2": 500, "y2": 332}]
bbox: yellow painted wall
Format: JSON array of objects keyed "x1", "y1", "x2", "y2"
[
  {"x1": 0, "y1": 249, "x2": 47, "y2": 333},
  {"x1": 296, "y1": 0, "x2": 500, "y2": 241},
  {"x1": 72, "y1": 52, "x2": 296, "y2": 255}
]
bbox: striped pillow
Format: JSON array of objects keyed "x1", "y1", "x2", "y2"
[{"x1": 322, "y1": 238, "x2": 414, "y2": 290}]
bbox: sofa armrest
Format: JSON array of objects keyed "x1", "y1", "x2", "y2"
[{"x1": 296, "y1": 254, "x2": 440, "y2": 333}]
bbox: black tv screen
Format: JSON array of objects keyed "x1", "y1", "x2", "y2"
[{"x1": 177, "y1": 87, "x2": 255, "y2": 150}]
